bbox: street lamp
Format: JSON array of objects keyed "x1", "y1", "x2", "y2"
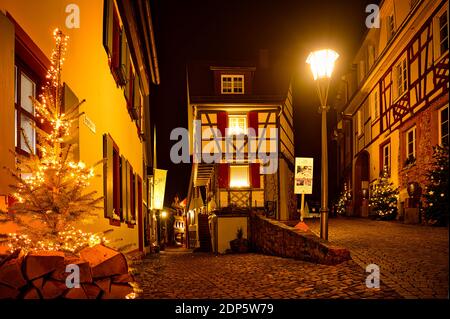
[{"x1": 306, "y1": 49, "x2": 339, "y2": 241}]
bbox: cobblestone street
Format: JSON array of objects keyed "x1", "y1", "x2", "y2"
[
  {"x1": 133, "y1": 249, "x2": 400, "y2": 299},
  {"x1": 305, "y1": 217, "x2": 449, "y2": 299}
]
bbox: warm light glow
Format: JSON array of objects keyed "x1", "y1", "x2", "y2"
[
  {"x1": 161, "y1": 211, "x2": 168, "y2": 219},
  {"x1": 229, "y1": 165, "x2": 249, "y2": 188},
  {"x1": 306, "y1": 49, "x2": 339, "y2": 80}
]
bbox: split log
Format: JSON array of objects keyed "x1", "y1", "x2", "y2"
[
  {"x1": 80, "y1": 245, "x2": 128, "y2": 278},
  {"x1": 24, "y1": 251, "x2": 65, "y2": 280},
  {"x1": 0, "y1": 283, "x2": 20, "y2": 299},
  {"x1": 64, "y1": 287, "x2": 88, "y2": 299},
  {"x1": 102, "y1": 283, "x2": 134, "y2": 299},
  {"x1": 0, "y1": 256, "x2": 27, "y2": 289},
  {"x1": 32, "y1": 277, "x2": 44, "y2": 290},
  {"x1": 41, "y1": 279, "x2": 67, "y2": 299},
  {"x1": 50, "y1": 257, "x2": 92, "y2": 283},
  {"x1": 23, "y1": 287, "x2": 41, "y2": 299},
  {"x1": 95, "y1": 278, "x2": 111, "y2": 293},
  {"x1": 82, "y1": 283, "x2": 102, "y2": 299}
]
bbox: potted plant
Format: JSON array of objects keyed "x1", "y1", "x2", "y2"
[{"x1": 229, "y1": 227, "x2": 249, "y2": 253}]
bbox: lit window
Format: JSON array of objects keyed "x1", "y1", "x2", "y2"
[
  {"x1": 14, "y1": 65, "x2": 36, "y2": 154},
  {"x1": 228, "y1": 115, "x2": 247, "y2": 135},
  {"x1": 439, "y1": 105, "x2": 449, "y2": 146},
  {"x1": 229, "y1": 165, "x2": 249, "y2": 188},
  {"x1": 221, "y1": 75, "x2": 244, "y2": 94},
  {"x1": 395, "y1": 59, "x2": 408, "y2": 99},
  {"x1": 406, "y1": 126, "x2": 416, "y2": 159}
]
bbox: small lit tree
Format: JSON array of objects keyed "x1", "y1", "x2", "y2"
[
  {"x1": 369, "y1": 166, "x2": 399, "y2": 220},
  {"x1": 423, "y1": 144, "x2": 449, "y2": 226},
  {"x1": 0, "y1": 29, "x2": 106, "y2": 254},
  {"x1": 336, "y1": 183, "x2": 351, "y2": 215}
]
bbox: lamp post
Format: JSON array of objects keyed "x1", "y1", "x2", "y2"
[{"x1": 306, "y1": 49, "x2": 339, "y2": 241}]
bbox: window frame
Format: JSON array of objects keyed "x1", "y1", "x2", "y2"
[
  {"x1": 405, "y1": 126, "x2": 416, "y2": 160},
  {"x1": 387, "y1": 14, "x2": 396, "y2": 41},
  {"x1": 221, "y1": 74, "x2": 245, "y2": 94},
  {"x1": 14, "y1": 60, "x2": 40, "y2": 156},
  {"x1": 439, "y1": 104, "x2": 449, "y2": 146},
  {"x1": 395, "y1": 58, "x2": 408, "y2": 100},
  {"x1": 227, "y1": 114, "x2": 248, "y2": 136},
  {"x1": 380, "y1": 141, "x2": 391, "y2": 175},
  {"x1": 370, "y1": 87, "x2": 380, "y2": 121}
]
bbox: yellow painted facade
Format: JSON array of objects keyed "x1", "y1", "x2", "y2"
[{"x1": 0, "y1": 1, "x2": 151, "y2": 253}]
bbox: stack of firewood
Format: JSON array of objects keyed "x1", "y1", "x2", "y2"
[{"x1": 0, "y1": 245, "x2": 137, "y2": 299}]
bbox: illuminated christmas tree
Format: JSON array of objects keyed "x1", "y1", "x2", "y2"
[
  {"x1": 1, "y1": 29, "x2": 106, "y2": 253},
  {"x1": 423, "y1": 144, "x2": 449, "y2": 226},
  {"x1": 369, "y1": 166, "x2": 399, "y2": 220},
  {"x1": 336, "y1": 183, "x2": 351, "y2": 215}
]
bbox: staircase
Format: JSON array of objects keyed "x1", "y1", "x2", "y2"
[{"x1": 197, "y1": 214, "x2": 212, "y2": 252}]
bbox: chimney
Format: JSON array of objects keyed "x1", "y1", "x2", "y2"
[{"x1": 259, "y1": 49, "x2": 269, "y2": 69}]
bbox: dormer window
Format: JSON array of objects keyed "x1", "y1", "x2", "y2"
[{"x1": 221, "y1": 74, "x2": 244, "y2": 94}]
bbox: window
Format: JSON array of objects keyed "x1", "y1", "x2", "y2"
[
  {"x1": 381, "y1": 142, "x2": 391, "y2": 173},
  {"x1": 439, "y1": 105, "x2": 449, "y2": 146},
  {"x1": 221, "y1": 75, "x2": 244, "y2": 94},
  {"x1": 387, "y1": 14, "x2": 396, "y2": 41},
  {"x1": 370, "y1": 88, "x2": 380, "y2": 120},
  {"x1": 103, "y1": 0, "x2": 126, "y2": 86},
  {"x1": 405, "y1": 126, "x2": 416, "y2": 160},
  {"x1": 395, "y1": 58, "x2": 408, "y2": 99},
  {"x1": 15, "y1": 64, "x2": 37, "y2": 154},
  {"x1": 357, "y1": 109, "x2": 362, "y2": 136},
  {"x1": 229, "y1": 165, "x2": 249, "y2": 188},
  {"x1": 228, "y1": 115, "x2": 247, "y2": 135},
  {"x1": 439, "y1": 10, "x2": 449, "y2": 55}
]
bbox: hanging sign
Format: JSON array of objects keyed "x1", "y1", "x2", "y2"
[
  {"x1": 152, "y1": 169, "x2": 167, "y2": 210},
  {"x1": 294, "y1": 157, "x2": 314, "y2": 194}
]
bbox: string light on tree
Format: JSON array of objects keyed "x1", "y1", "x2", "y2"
[
  {"x1": 1, "y1": 29, "x2": 104, "y2": 253},
  {"x1": 369, "y1": 166, "x2": 399, "y2": 220}
]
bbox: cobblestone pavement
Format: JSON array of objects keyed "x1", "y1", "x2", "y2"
[
  {"x1": 305, "y1": 217, "x2": 449, "y2": 299},
  {"x1": 133, "y1": 249, "x2": 401, "y2": 299}
]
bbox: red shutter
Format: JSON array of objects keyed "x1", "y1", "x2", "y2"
[
  {"x1": 247, "y1": 111, "x2": 258, "y2": 135},
  {"x1": 218, "y1": 163, "x2": 229, "y2": 188},
  {"x1": 250, "y1": 163, "x2": 260, "y2": 188},
  {"x1": 217, "y1": 111, "x2": 228, "y2": 137},
  {"x1": 111, "y1": 10, "x2": 120, "y2": 70}
]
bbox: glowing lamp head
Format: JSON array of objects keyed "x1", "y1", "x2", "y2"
[
  {"x1": 161, "y1": 211, "x2": 168, "y2": 219},
  {"x1": 306, "y1": 49, "x2": 339, "y2": 80}
]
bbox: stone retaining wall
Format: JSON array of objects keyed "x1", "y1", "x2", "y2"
[{"x1": 249, "y1": 213, "x2": 351, "y2": 265}]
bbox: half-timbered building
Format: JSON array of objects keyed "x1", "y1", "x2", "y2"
[
  {"x1": 185, "y1": 54, "x2": 295, "y2": 251},
  {"x1": 334, "y1": 0, "x2": 448, "y2": 218}
]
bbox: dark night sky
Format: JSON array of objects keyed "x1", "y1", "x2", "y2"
[{"x1": 150, "y1": 0, "x2": 376, "y2": 207}]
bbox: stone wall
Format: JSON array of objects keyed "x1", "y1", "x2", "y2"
[
  {"x1": 249, "y1": 213, "x2": 351, "y2": 265},
  {"x1": 398, "y1": 94, "x2": 449, "y2": 205}
]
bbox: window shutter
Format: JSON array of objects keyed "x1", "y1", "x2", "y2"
[
  {"x1": 102, "y1": 0, "x2": 114, "y2": 56},
  {"x1": 121, "y1": 155, "x2": 128, "y2": 222},
  {"x1": 120, "y1": 31, "x2": 128, "y2": 84},
  {"x1": 130, "y1": 75, "x2": 140, "y2": 120},
  {"x1": 218, "y1": 163, "x2": 229, "y2": 188},
  {"x1": 127, "y1": 68, "x2": 135, "y2": 110},
  {"x1": 247, "y1": 111, "x2": 258, "y2": 135},
  {"x1": 103, "y1": 134, "x2": 114, "y2": 218},
  {"x1": 113, "y1": 149, "x2": 121, "y2": 218},
  {"x1": 250, "y1": 163, "x2": 260, "y2": 188},
  {"x1": 62, "y1": 83, "x2": 80, "y2": 160},
  {"x1": 134, "y1": 173, "x2": 139, "y2": 223},
  {"x1": 129, "y1": 165, "x2": 134, "y2": 222},
  {"x1": 111, "y1": 9, "x2": 120, "y2": 71},
  {"x1": 217, "y1": 111, "x2": 228, "y2": 137}
]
